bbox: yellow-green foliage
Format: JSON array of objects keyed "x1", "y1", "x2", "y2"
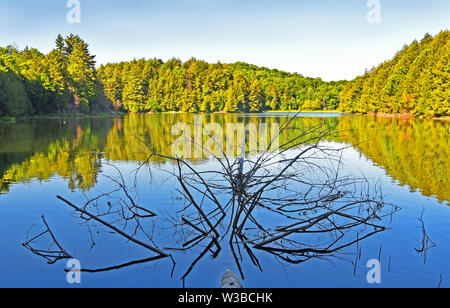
[
  {"x1": 338, "y1": 116, "x2": 450, "y2": 203},
  {"x1": 340, "y1": 31, "x2": 450, "y2": 117},
  {"x1": 3, "y1": 115, "x2": 448, "y2": 205},
  {"x1": 0, "y1": 35, "x2": 98, "y2": 117},
  {"x1": 97, "y1": 59, "x2": 347, "y2": 114}
]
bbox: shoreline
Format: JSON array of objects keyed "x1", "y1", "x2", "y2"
[
  {"x1": 0, "y1": 112, "x2": 125, "y2": 123},
  {"x1": 2, "y1": 111, "x2": 449, "y2": 122},
  {"x1": 363, "y1": 112, "x2": 450, "y2": 122},
  {"x1": 264, "y1": 110, "x2": 342, "y2": 114}
]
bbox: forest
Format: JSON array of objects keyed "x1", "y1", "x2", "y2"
[
  {"x1": 0, "y1": 34, "x2": 345, "y2": 116},
  {"x1": 340, "y1": 30, "x2": 449, "y2": 117},
  {"x1": 0, "y1": 34, "x2": 102, "y2": 117},
  {"x1": 0, "y1": 31, "x2": 448, "y2": 117},
  {"x1": 96, "y1": 58, "x2": 346, "y2": 113}
]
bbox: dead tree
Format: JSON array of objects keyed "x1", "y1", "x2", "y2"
[
  {"x1": 24, "y1": 113, "x2": 399, "y2": 286},
  {"x1": 24, "y1": 166, "x2": 172, "y2": 273},
  {"x1": 23, "y1": 216, "x2": 73, "y2": 264},
  {"x1": 144, "y1": 115, "x2": 399, "y2": 283},
  {"x1": 415, "y1": 208, "x2": 436, "y2": 264}
]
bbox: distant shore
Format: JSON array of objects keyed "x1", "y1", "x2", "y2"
[
  {"x1": 0, "y1": 112, "x2": 124, "y2": 123},
  {"x1": 264, "y1": 110, "x2": 342, "y2": 114},
  {"x1": 2, "y1": 110, "x2": 449, "y2": 123},
  {"x1": 364, "y1": 112, "x2": 450, "y2": 122}
]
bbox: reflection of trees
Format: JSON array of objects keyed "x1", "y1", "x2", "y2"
[
  {"x1": 2, "y1": 114, "x2": 449, "y2": 206},
  {"x1": 2, "y1": 143, "x2": 100, "y2": 191},
  {"x1": 1, "y1": 114, "x2": 336, "y2": 192},
  {"x1": 24, "y1": 118, "x2": 398, "y2": 287},
  {"x1": 0, "y1": 118, "x2": 113, "y2": 192},
  {"x1": 338, "y1": 116, "x2": 450, "y2": 204},
  {"x1": 103, "y1": 114, "x2": 340, "y2": 162}
]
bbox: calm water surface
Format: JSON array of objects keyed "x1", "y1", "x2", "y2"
[{"x1": 0, "y1": 113, "x2": 449, "y2": 288}]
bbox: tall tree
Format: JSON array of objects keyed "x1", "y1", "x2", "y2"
[{"x1": 248, "y1": 79, "x2": 264, "y2": 112}]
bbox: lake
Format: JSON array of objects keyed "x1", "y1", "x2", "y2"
[{"x1": 0, "y1": 113, "x2": 449, "y2": 288}]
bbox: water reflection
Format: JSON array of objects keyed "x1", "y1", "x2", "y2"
[
  {"x1": 338, "y1": 116, "x2": 450, "y2": 204},
  {"x1": 0, "y1": 118, "x2": 112, "y2": 192},
  {"x1": 22, "y1": 120, "x2": 398, "y2": 286},
  {"x1": 0, "y1": 114, "x2": 448, "y2": 204}
]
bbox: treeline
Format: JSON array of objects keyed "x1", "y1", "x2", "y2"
[
  {"x1": 2, "y1": 31, "x2": 448, "y2": 117},
  {"x1": 96, "y1": 59, "x2": 347, "y2": 113},
  {"x1": 0, "y1": 34, "x2": 105, "y2": 117},
  {"x1": 0, "y1": 34, "x2": 346, "y2": 117},
  {"x1": 340, "y1": 31, "x2": 450, "y2": 117}
]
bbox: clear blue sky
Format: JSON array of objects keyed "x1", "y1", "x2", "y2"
[{"x1": 0, "y1": 0, "x2": 449, "y2": 81}]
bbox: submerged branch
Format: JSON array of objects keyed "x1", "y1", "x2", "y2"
[{"x1": 57, "y1": 195, "x2": 168, "y2": 258}]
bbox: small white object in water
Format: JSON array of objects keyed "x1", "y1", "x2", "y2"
[{"x1": 221, "y1": 270, "x2": 243, "y2": 288}]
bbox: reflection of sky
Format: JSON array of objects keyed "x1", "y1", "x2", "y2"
[
  {"x1": 1, "y1": 0, "x2": 449, "y2": 81},
  {"x1": 0, "y1": 145, "x2": 449, "y2": 287}
]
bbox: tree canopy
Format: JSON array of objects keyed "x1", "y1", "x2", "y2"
[
  {"x1": 1, "y1": 31, "x2": 448, "y2": 117},
  {"x1": 340, "y1": 31, "x2": 449, "y2": 117},
  {"x1": 96, "y1": 58, "x2": 347, "y2": 113},
  {"x1": 0, "y1": 34, "x2": 347, "y2": 117},
  {"x1": 0, "y1": 34, "x2": 102, "y2": 117}
]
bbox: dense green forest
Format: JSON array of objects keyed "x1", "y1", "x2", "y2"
[
  {"x1": 0, "y1": 34, "x2": 346, "y2": 117},
  {"x1": 96, "y1": 58, "x2": 346, "y2": 113},
  {"x1": 340, "y1": 30, "x2": 450, "y2": 117},
  {"x1": 1, "y1": 31, "x2": 448, "y2": 117},
  {"x1": 0, "y1": 34, "x2": 104, "y2": 117}
]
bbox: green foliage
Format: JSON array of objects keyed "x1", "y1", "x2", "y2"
[
  {"x1": 97, "y1": 57, "x2": 347, "y2": 113},
  {"x1": 1, "y1": 31, "x2": 447, "y2": 117},
  {"x1": 0, "y1": 70, "x2": 33, "y2": 116},
  {"x1": 122, "y1": 65, "x2": 147, "y2": 113},
  {"x1": 340, "y1": 31, "x2": 450, "y2": 117},
  {"x1": 248, "y1": 80, "x2": 265, "y2": 112},
  {"x1": 2, "y1": 114, "x2": 448, "y2": 204},
  {"x1": 301, "y1": 99, "x2": 322, "y2": 111},
  {"x1": 0, "y1": 34, "x2": 100, "y2": 117}
]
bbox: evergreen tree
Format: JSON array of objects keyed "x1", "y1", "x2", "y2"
[
  {"x1": 8, "y1": 31, "x2": 448, "y2": 117},
  {"x1": 123, "y1": 66, "x2": 146, "y2": 113},
  {"x1": 67, "y1": 38, "x2": 96, "y2": 112},
  {"x1": 0, "y1": 70, "x2": 33, "y2": 116},
  {"x1": 340, "y1": 30, "x2": 449, "y2": 117},
  {"x1": 248, "y1": 80, "x2": 264, "y2": 112}
]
